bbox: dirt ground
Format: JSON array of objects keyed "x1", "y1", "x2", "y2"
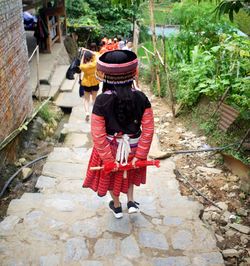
[{"x1": 142, "y1": 84, "x2": 249, "y2": 265}]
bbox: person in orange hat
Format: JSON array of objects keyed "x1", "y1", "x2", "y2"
[
  {"x1": 99, "y1": 40, "x2": 108, "y2": 54},
  {"x1": 113, "y1": 38, "x2": 119, "y2": 50},
  {"x1": 106, "y1": 39, "x2": 114, "y2": 51}
]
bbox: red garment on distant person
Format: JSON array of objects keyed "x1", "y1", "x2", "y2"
[
  {"x1": 113, "y1": 42, "x2": 119, "y2": 50},
  {"x1": 99, "y1": 46, "x2": 108, "y2": 54},
  {"x1": 106, "y1": 43, "x2": 114, "y2": 51}
]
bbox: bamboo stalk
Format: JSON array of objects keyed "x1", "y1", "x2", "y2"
[
  {"x1": 149, "y1": 142, "x2": 239, "y2": 159},
  {"x1": 90, "y1": 166, "x2": 103, "y2": 170},
  {"x1": 141, "y1": 46, "x2": 155, "y2": 56},
  {"x1": 149, "y1": 0, "x2": 161, "y2": 96},
  {"x1": 156, "y1": 49, "x2": 175, "y2": 117}
]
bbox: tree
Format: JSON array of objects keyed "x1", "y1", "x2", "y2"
[
  {"x1": 199, "y1": 0, "x2": 250, "y2": 21},
  {"x1": 215, "y1": 0, "x2": 250, "y2": 21}
]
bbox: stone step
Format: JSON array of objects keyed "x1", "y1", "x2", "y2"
[
  {"x1": 61, "y1": 123, "x2": 91, "y2": 135},
  {"x1": 55, "y1": 92, "x2": 82, "y2": 108},
  {"x1": 47, "y1": 147, "x2": 91, "y2": 164},
  {"x1": 42, "y1": 161, "x2": 87, "y2": 180},
  {"x1": 33, "y1": 84, "x2": 49, "y2": 98},
  {"x1": 39, "y1": 43, "x2": 69, "y2": 83},
  {"x1": 68, "y1": 106, "x2": 86, "y2": 124},
  {"x1": 55, "y1": 79, "x2": 82, "y2": 108},
  {"x1": 1, "y1": 189, "x2": 224, "y2": 266},
  {"x1": 5, "y1": 192, "x2": 108, "y2": 219},
  {"x1": 36, "y1": 64, "x2": 69, "y2": 100},
  {"x1": 64, "y1": 133, "x2": 92, "y2": 148},
  {"x1": 60, "y1": 78, "x2": 78, "y2": 92},
  {"x1": 50, "y1": 65, "x2": 69, "y2": 88}
]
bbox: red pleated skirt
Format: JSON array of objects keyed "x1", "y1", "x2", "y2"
[{"x1": 82, "y1": 142, "x2": 146, "y2": 197}]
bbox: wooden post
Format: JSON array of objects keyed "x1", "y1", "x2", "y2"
[
  {"x1": 63, "y1": 0, "x2": 67, "y2": 35},
  {"x1": 45, "y1": 15, "x2": 52, "y2": 53},
  {"x1": 162, "y1": 36, "x2": 175, "y2": 117},
  {"x1": 156, "y1": 49, "x2": 175, "y2": 117},
  {"x1": 133, "y1": 20, "x2": 139, "y2": 54},
  {"x1": 149, "y1": 0, "x2": 161, "y2": 96},
  {"x1": 237, "y1": 128, "x2": 250, "y2": 152},
  {"x1": 56, "y1": 15, "x2": 62, "y2": 43}
]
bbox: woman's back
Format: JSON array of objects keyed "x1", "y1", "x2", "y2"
[{"x1": 93, "y1": 89, "x2": 151, "y2": 136}]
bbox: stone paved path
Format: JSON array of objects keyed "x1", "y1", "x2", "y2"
[{"x1": 0, "y1": 101, "x2": 225, "y2": 266}]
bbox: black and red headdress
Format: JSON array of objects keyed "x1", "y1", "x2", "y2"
[{"x1": 96, "y1": 50, "x2": 138, "y2": 84}]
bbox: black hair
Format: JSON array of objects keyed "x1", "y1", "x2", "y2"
[
  {"x1": 103, "y1": 82, "x2": 136, "y2": 127},
  {"x1": 90, "y1": 42, "x2": 97, "y2": 51},
  {"x1": 83, "y1": 51, "x2": 93, "y2": 63}
]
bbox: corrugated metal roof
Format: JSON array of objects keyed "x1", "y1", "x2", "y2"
[{"x1": 218, "y1": 103, "x2": 239, "y2": 132}]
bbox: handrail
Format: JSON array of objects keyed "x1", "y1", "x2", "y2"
[
  {"x1": 28, "y1": 45, "x2": 39, "y2": 62},
  {"x1": 28, "y1": 45, "x2": 41, "y2": 101}
]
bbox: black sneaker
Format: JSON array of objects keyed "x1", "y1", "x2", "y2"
[
  {"x1": 127, "y1": 201, "x2": 140, "y2": 214},
  {"x1": 109, "y1": 201, "x2": 123, "y2": 219}
]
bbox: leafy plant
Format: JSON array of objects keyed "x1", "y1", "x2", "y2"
[
  {"x1": 38, "y1": 104, "x2": 55, "y2": 123},
  {"x1": 66, "y1": 0, "x2": 137, "y2": 41}
]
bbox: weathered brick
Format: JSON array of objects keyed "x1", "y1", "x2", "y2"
[{"x1": 0, "y1": 0, "x2": 32, "y2": 142}]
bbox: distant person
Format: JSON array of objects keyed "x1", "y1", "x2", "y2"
[
  {"x1": 122, "y1": 41, "x2": 133, "y2": 51},
  {"x1": 90, "y1": 42, "x2": 98, "y2": 52},
  {"x1": 106, "y1": 39, "x2": 114, "y2": 51},
  {"x1": 118, "y1": 36, "x2": 125, "y2": 49},
  {"x1": 113, "y1": 38, "x2": 119, "y2": 50},
  {"x1": 79, "y1": 51, "x2": 99, "y2": 121},
  {"x1": 99, "y1": 41, "x2": 108, "y2": 54}
]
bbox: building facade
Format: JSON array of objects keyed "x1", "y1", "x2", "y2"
[{"x1": 0, "y1": 0, "x2": 33, "y2": 144}]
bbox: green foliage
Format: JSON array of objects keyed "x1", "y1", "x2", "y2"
[
  {"x1": 234, "y1": 10, "x2": 250, "y2": 35},
  {"x1": 66, "y1": 0, "x2": 91, "y2": 18},
  {"x1": 172, "y1": 35, "x2": 250, "y2": 115},
  {"x1": 65, "y1": 0, "x2": 137, "y2": 41},
  {"x1": 92, "y1": 3, "x2": 136, "y2": 37},
  {"x1": 111, "y1": 0, "x2": 145, "y2": 8},
  {"x1": 66, "y1": 0, "x2": 101, "y2": 42},
  {"x1": 153, "y1": 0, "x2": 250, "y2": 117},
  {"x1": 215, "y1": 0, "x2": 245, "y2": 21},
  {"x1": 38, "y1": 104, "x2": 55, "y2": 123},
  {"x1": 141, "y1": 0, "x2": 173, "y2": 25},
  {"x1": 166, "y1": 1, "x2": 215, "y2": 26},
  {"x1": 198, "y1": 0, "x2": 250, "y2": 22}
]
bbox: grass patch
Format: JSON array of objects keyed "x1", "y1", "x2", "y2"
[{"x1": 37, "y1": 103, "x2": 62, "y2": 123}]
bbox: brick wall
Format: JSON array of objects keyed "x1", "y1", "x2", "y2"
[{"x1": 0, "y1": 0, "x2": 33, "y2": 143}]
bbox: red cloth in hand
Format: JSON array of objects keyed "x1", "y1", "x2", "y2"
[{"x1": 103, "y1": 160, "x2": 160, "y2": 174}]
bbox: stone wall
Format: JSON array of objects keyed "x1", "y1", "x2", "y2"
[{"x1": 0, "y1": 0, "x2": 33, "y2": 144}]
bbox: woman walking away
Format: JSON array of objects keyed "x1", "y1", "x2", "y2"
[
  {"x1": 83, "y1": 50, "x2": 154, "y2": 218},
  {"x1": 79, "y1": 51, "x2": 99, "y2": 121}
]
